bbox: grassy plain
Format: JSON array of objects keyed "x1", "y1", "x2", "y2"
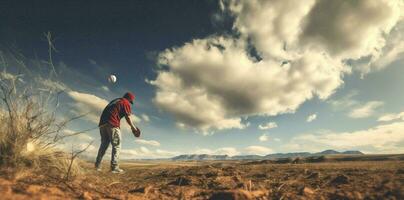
[{"x1": 1, "y1": 154, "x2": 403, "y2": 199}]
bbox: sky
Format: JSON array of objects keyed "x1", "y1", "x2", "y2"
[{"x1": 1, "y1": 0, "x2": 404, "y2": 159}]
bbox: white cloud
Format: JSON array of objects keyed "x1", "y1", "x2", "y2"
[
  {"x1": 155, "y1": 149, "x2": 178, "y2": 157},
  {"x1": 215, "y1": 147, "x2": 240, "y2": 156},
  {"x1": 176, "y1": 122, "x2": 186, "y2": 129},
  {"x1": 73, "y1": 142, "x2": 180, "y2": 159},
  {"x1": 357, "y1": 21, "x2": 404, "y2": 74},
  {"x1": 88, "y1": 59, "x2": 97, "y2": 65},
  {"x1": 244, "y1": 146, "x2": 273, "y2": 156},
  {"x1": 139, "y1": 146, "x2": 151, "y2": 154},
  {"x1": 284, "y1": 121, "x2": 404, "y2": 154},
  {"x1": 194, "y1": 146, "x2": 277, "y2": 156},
  {"x1": 259, "y1": 134, "x2": 268, "y2": 142},
  {"x1": 328, "y1": 91, "x2": 359, "y2": 110},
  {"x1": 62, "y1": 129, "x2": 75, "y2": 135},
  {"x1": 121, "y1": 147, "x2": 179, "y2": 159},
  {"x1": 194, "y1": 148, "x2": 214, "y2": 155},
  {"x1": 39, "y1": 78, "x2": 67, "y2": 92},
  {"x1": 226, "y1": 0, "x2": 317, "y2": 59},
  {"x1": 58, "y1": 141, "x2": 98, "y2": 157},
  {"x1": 194, "y1": 147, "x2": 240, "y2": 156},
  {"x1": 62, "y1": 129, "x2": 94, "y2": 142},
  {"x1": 77, "y1": 143, "x2": 97, "y2": 153},
  {"x1": 67, "y1": 91, "x2": 109, "y2": 123},
  {"x1": 348, "y1": 101, "x2": 384, "y2": 118},
  {"x1": 228, "y1": 0, "x2": 403, "y2": 69},
  {"x1": 151, "y1": 0, "x2": 403, "y2": 132},
  {"x1": 141, "y1": 114, "x2": 150, "y2": 122},
  {"x1": 67, "y1": 91, "x2": 141, "y2": 127},
  {"x1": 258, "y1": 122, "x2": 278, "y2": 130},
  {"x1": 135, "y1": 139, "x2": 160, "y2": 147},
  {"x1": 67, "y1": 91, "x2": 108, "y2": 111},
  {"x1": 152, "y1": 36, "x2": 345, "y2": 132},
  {"x1": 77, "y1": 133, "x2": 94, "y2": 141},
  {"x1": 306, "y1": 114, "x2": 317, "y2": 122},
  {"x1": 130, "y1": 114, "x2": 142, "y2": 124},
  {"x1": 378, "y1": 112, "x2": 404, "y2": 122},
  {"x1": 299, "y1": 0, "x2": 403, "y2": 60},
  {"x1": 100, "y1": 86, "x2": 110, "y2": 92},
  {"x1": 274, "y1": 138, "x2": 281, "y2": 142},
  {"x1": 121, "y1": 149, "x2": 139, "y2": 158}
]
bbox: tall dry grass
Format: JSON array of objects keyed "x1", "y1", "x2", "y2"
[{"x1": 0, "y1": 38, "x2": 88, "y2": 180}]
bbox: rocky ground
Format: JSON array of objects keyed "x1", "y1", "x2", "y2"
[{"x1": 0, "y1": 160, "x2": 403, "y2": 199}]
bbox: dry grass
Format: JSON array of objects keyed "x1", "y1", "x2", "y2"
[
  {"x1": 0, "y1": 159, "x2": 402, "y2": 199},
  {"x1": 0, "y1": 42, "x2": 87, "y2": 180},
  {"x1": 0, "y1": 74, "x2": 83, "y2": 179}
]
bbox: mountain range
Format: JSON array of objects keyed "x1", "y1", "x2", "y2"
[{"x1": 171, "y1": 150, "x2": 364, "y2": 161}]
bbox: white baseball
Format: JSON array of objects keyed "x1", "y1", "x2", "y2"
[{"x1": 108, "y1": 74, "x2": 117, "y2": 83}]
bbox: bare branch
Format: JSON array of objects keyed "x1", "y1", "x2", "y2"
[
  {"x1": 64, "y1": 141, "x2": 94, "y2": 181},
  {"x1": 44, "y1": 32, "x2": 58, "y2": 77}
]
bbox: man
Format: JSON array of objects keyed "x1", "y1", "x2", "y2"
[{"x1": 95, "y1": 92, "x2": 140, "y2": 173}]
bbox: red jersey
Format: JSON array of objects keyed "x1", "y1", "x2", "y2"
[{"x1": 99, "y1": 98, "x2": 132, "y2": 128}]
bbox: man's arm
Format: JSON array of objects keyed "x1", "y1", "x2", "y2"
[
  {"x1": 125, "y1": 115, "x2": 140, "y2": 137},
  {"x1": 125, "y1": 114, "x2": 136, "y2": 129}
]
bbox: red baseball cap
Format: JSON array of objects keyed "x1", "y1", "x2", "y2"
[{"x1": 123, "y1": 92, "x2": 135, "y2": 104}]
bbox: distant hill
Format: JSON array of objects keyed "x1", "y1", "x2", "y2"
[
  {"x1": 340, "y1": 150, "x2": 364, "y2": 155},
  {"x1": 264, "y1": 152, "x2": 311, "y2": 159},
  {"x1": 171, "y1": 154, "x2": 229, "y2": 161},
  {"x1": 316, "y1": 150, "x2": 340, "y2": 155},
  {"x1": 231, "y1": 155, "x2": 264, "y2": 160},
  {"x1": 170, "y1": 150, "x2": 364, "y2": 161}
]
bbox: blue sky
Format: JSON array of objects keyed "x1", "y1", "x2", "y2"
[{"x1": 1, "y1": 0, "x2": 404, "y2": 158}]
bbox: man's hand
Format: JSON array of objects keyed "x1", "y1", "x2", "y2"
[
  {"x1": 125, "y1": 115, "x2": 141, "y2": 137},
  {"x1": 131, "y1": 126, "x2": 141, "y2": 137}
]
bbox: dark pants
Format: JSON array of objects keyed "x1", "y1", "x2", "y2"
[{"x1": 95, "y1": 124, "x2": 121, "y2": 170}]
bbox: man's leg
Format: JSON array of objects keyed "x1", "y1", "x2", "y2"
[
  {"x1": 110, "y1": 127, "x2": 122, "y2": 171},
  {"x1": 95, "y1": 125, "x2": 110, "y2": 169}
]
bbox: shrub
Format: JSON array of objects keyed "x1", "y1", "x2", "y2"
[{"x1": 0, "y1": 47, "x2": 86, "y2": 179}]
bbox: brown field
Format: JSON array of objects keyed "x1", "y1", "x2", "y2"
[{"x1": 0, "y1": 155, "x2": 403, "y2": 200}]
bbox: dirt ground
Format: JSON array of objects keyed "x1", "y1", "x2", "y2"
[{"x1": 0, "y1": 159, "x2": 403, "y2": 199}]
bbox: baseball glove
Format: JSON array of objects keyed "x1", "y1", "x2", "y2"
[{"x1": 132, "y1": 127, "x2": 141, "y2": 138}]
